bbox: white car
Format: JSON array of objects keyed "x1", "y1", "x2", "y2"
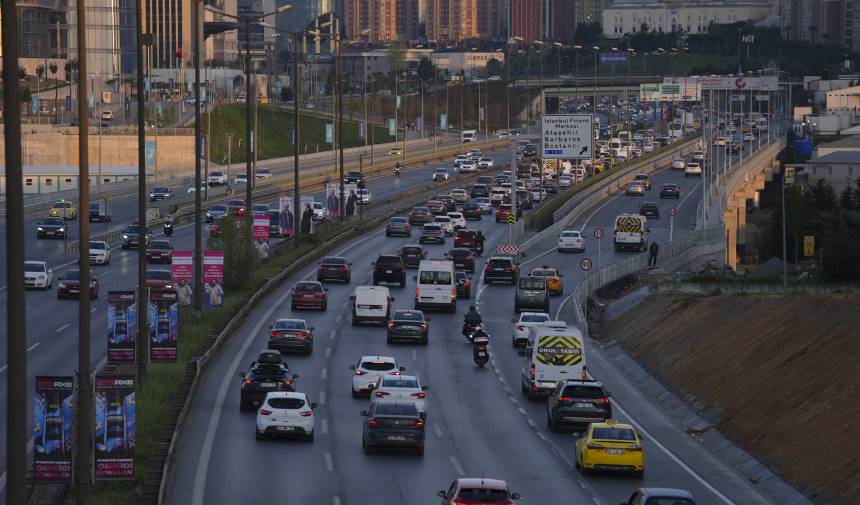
[
  {"x1": 453, "y1": 155, "x2": 468, "y2": 167},
  {"x1": 643, "y1": 142, "x2": 655, "y2": 153},
  {"x1": 255, "y1": 391, "x2": 317, "y2": 441},
  {"x1": 511, "y1": 311, "x2": 551, "y2": 346},
  {"x1": 475, "y1": 197, "x2": 493, "y2": 214},
  {"x1": 432, "y1": 168, "x2": 450, "y2": 181},
  {"x1": 671, "y1": 158, "x2": 686, "y2": 170},
  {"x1": 490, "y1": 189, "x2": 506, "y2": 205},
  {"x1": 714, "y1": 136, "x2": 727, "y2": 147},
  {"x1": 478, "y1": 157, "x2": 494, "y2": 169},
  {"x1": 432, "y1": 215, "x2": 454, "y2": 235},
  {"x1": 207, "y1": 171, "x2": 227, "y2": 186},
  {"x1": 559, "y1": 175, "x2": 573, "y2": 187},
  {"x1": 529, "y1": 188, "x2": 546, "y2": 202},
  {"x1": 24, "y1": 261, "x2": 53, "y2": 290},
  {"x1": 187, "y1": 181, "x2": 207, "y2": 193},
  {"x1": 446, "y1": 212, "x2": 466, "y2": 230},
  {"x1": 459, "y1": 161, "x2": 477, "y2": 173},
  {"x1": 235, "y1": 174, "x2": 249, "y2": 184},
  {"x1": 356, "y1": 188, "x2": 372, "y2": 205},
  {"x1": 255, "y1": 168, "x2": 272, "y2": 179},
  {"x1": 557, "y1": 230, "x2": 585, "y2": 252},
  {"x1": 312, "y1": 202, "x2": 328, "y2": 220},
  {"x1": 685, "y1": 162, "x2": 703, "y2": 177},
  {"x1": 467, "y1": 149, "x2": 482, "y2": 157},
  {"x1": 692, "y1": 151, "x2": 705, "y2": 162},
  {"x1": 88, "y1": 240, "x2": 112, "y2": 265},
  {"x1": 450, "y1": 188, "x2": 469, "y2": 203},
  {"x1": 350, "y1": 356, "x2": 405, "y2": 397},
  {"x1": 742, "y1": 132, "x2": 754, "y2": 141},
  {"x1": 371, "y1": 374, "x2": 428, "y2": 414}
]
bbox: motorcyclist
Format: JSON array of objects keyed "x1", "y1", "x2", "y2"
[
  {"x1": 394, "y1": 162, "x2": 402, "y2": 175},
  {"x1": 462, "y1": 305, "x2": 482, "y2": 336},
  {"x1": 472, "y1": 326, "x2": 490, "y2": 365},
  {"x1": 163, "y1": 216, "x2": 174, "y2": 237}
]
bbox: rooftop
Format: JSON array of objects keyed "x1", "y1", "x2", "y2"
[
  {"x1": 816, "y1": 135, "x2": 860, "y2": 149},
  {"x1": 808, "y1": 151, "x2": 860, "y2": 164}
]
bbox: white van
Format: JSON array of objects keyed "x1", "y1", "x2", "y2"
[
  {"x1": 461, "y1": 129, "x2": 477, "y2": 143},
  {"x1": 521, "y1": 324, "x2": 585, "y2": 399},
  {"x1": 350, "y1": 286, "x2": 393, "y2": 326},
  {"x1": 414, "y1": 259, "x2": 456, "y2": 312}
]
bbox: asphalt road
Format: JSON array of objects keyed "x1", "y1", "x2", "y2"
[
  {"x1": 166, "y1": 140, "x2": 779, "y2": 505},
  {"x1": 0, "y1": 145, "x2": 512, "y2": 499}
]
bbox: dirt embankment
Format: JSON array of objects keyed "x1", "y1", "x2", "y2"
[{"x1": 601, "y1": 293, "x2": 860, "y2": 505}]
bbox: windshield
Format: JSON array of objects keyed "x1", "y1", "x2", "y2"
[
  {"x1": 89, "y1": 242, "x2": 107, "y2": 250},
  {"x1": 562, "y1": 385, "x2": 606, "y2": 399},
  {"x1": 147, "y1": 271, "x2": 172, "y2": 281},
  {"x1": 360, "y1": 361, "x2": 395, "y2": 372},
  {"x1": 457, "y1": 489, "x2": 508, "y2": 501},
  {"x1": 209, "y1": 205, "x2": 227, "y2": 212},
  {"x1": 125, "y1": 225, "x2": 141, "y2": 233},
  {"x1": 294, "y1": 282, "x2": 322, "y2": 293},
  {"x1": 381, "y1": 377, "x2": 419, "y2": 388},
  {"x1": 63, "y1": 271, "x2": 81, "y2": 280},
  {"x1": 150, "y1": 241, "x2": 171, "y2": 250},
  {"x1": 519, "y1": 278, "x2": 546, "y2": 290},
  {"x1": 43, "y1": 218, "x2": 65, "y2": 226},
  {"x1": 419, "y1": 271, "x2": 452, "y2": 285},
  {"x1": 402, "y1": 247, "x2": 422, "y2": 255},
  {"x1": 390, "y1": 217, "x2": 408, "y2": 224},
  {"x1": 267, "y1": 397, "x2": 304, "y2": 409},
  {"x1": 521, "y1": 314, "x2": 550, "y2": 323},
  {"x1": 392, "y1": 311, "x2": 423, "y2": 321},
  {"x1": 25, "y1": 262, "x2": 46, "y2": 273},
  {"x1": 373, "y1": 403, "x2": 418, "y2": 416},
  {"x1": 274, "y1": 320, "x2": 307, "y2": 330},
  {"x1": 321, "y1": 257, "x2": 347, "y2": 265},
  {"x1": 592, "y1": 427, "x2": 636, "y2": 441},
  {"x1": 423, "y1": 225, "x2": 441, "y2": 233}
]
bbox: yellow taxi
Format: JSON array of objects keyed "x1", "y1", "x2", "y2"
[
  {"x1": 530, "y1": 265, "x2": 563, "y2": 295},
  {"x1": 575, "y1": 419, "x2": 645, "y2": 477},
  {"x1": 49, "y1": 200, "x2": 78, "y2": 220}
]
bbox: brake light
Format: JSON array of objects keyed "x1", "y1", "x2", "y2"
[
  {"x1": 283, "y1": 379, "x2": 294, "y2": 386},
  {"x1": 451, "y1": 288, "x2": 456, "y2": 299},
  {"x1": 388, "y1": 322, "x2": 396, "y2": 328},
  {"x1": 463, "y1": 281, "x2": 470, "y2": 287},
  {"x1": 258, "y1": 409, "x2": 272, "y2": 416},
  {"x1": 243, "y1": 379, "x2": 253, "y2": 385},
  {"x1": 516, "y1": 324, "x2": 524, "y2": 331},
  {"x1": 413, "y1": 419, "x2": 425, "y2": 429},
  {"x1": 594, "y1": 397, "x2": 609, "y2": 404},
  {"x1": 529, "y1": 364, "x2": 535, "y2": 379},
  {"x1": 467, "y1": 256, "x2": 473, "y2": 261},
  {"x1": 296, "y1": 332, "x2": 309, "y2": 339},
  {"x1": 270, "y1": 331, "x2": 283, "y2": 337},
  {"x1": 410, "y1": 392, "x2": 425, "y2": 399},
  {"x1": 299, "y1": 410, "x2": 313, "y2": 417},
  {"x1": 420, "y1": 322, "x2": 428, "y2": 329},
  {"x1": 558, "y1": 396, "x2": 573, "y2": 402},
  {"x1": 368, "y1": 418, "x2": 379, "y2": 427},
  {"x1": 391, "y1": 370, "x2": 401, "y2": 376},
  {"x1": 354, "y1": 370, "x2": 366, "y2": 376},
  {"x1": 340, "y1": 266, "x2": 348, "y2": 271},
  {"x1": 375, "y1": 391, "x2": 389, "y2": 397},
  {"x1": 415, "y1": 287, "x2": 420, "y2": 297},
  {"x1": 505, "y1": 267, "x2": 514, "y2": 272}
]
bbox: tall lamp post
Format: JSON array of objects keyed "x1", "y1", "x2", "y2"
[
  {"x1": 533, "y1": 40, "x2": 544, "y2": 119},
  {"x1": 573, "y1": 45, "x2": 581, "y2": 102},
  {"x1": 553, "y1": 42, "x2": 563, "y2": 113},
  {"x1": 592, "y1": 45, "x2": 599, "y2": 173}
]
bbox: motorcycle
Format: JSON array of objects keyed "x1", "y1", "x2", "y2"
[
  {"x1": 463, "y1": 323, "x2": 479, "y2": 342},
  {"x1": 394, "y1": 163, "x2": 402, "y2": 176},
  {"x1": 163, "y1": 219, "x2": 174, "y2": 237},
  {"x1": 473, "y1": 333, "x2": 490, "y2": 368}
]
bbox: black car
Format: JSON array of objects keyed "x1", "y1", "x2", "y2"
[
  {"x1": 317, "y1": 256, "x2": 352, "y2": 283},
  {"x1": 425, "y1": 200, "x2": 447, "y2": 215},
  {"x1": 361, "y1": 400, "x2": 425, "y2": 456},
  {"x1": 447, "y1": 248, "x2": 475, "y2": 273},
  {"x1": 268, "y1": 318, "x2": 314, "y2": 354},
  {"x1": 121, "y1": 224, "x2": 152, "y2": 249},
  {"x1": 660, "y1": 183, "x2": 681, "y2": 199},
  {"x1": 546, "y1": 380, "x2": 612, "y2": 432},
  {"x1": 515, "y1": 190, "x2": 532, "y2": 210},
  {"x1": 400, "y1": 244, "x2": 426, "y2": 268},
  {"x1": 514, "y1": 276, "x2": 549, "y2": 312},
  {"x1": 470, "y1": 184, "x2": 489, "y2": 198},
  {"x1": 344, "y1": 170, "x2": 364, "y2": 185},
  {"x1": 36, "y1": 217, "x2": 67, "y2": 239},
  {"x1": 523, "y1": 143, "x2": 538, "y2": 157},
  {"x1": 386, "y1": 216, "x2": 411, "y2": 237},
  {"x1": 238, "y1": 360, "x2": 299, "y2": 410},
  {"x1": 386, "y1": 309, "x2": 429, "y2": 344},
  {"x1": 543, "y1": 180, "x2": 559, "y2": 194},
  {"x1": 372, "y1": 255, "x2": 406, "y2": 287},
  {"x1": 459, "y1": 203, "x2": 482, "y2": 220},
  {"x1": 639, "y1": 201, "x2": 660, "y2": 218},
  {"x1": 455, "y1": 270, "x2": 472, "y2": 299},
  {"x1": 483, "y1": 256, "x2": 518, "y2": 284},
  {"x1": 408, "y1": 206, "x2": 433, "y2": 225},
  {"x1": 148, "y1": 186, "x2": 173, "y2": 201}
]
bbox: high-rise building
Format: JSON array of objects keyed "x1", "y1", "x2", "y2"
[
  {"x1": 544, "y1": 0, "x2": 576, "y2": 41},
  {"x1": 603, "y1": 0, "x2": 774, "y2": 38},
  {"x1": 344, "y1": 0, "x2": 418, "y2": 42},
  {"x1": 206, "y1": 0, "x2": 240, "y2": 66},
  {"x1": 68, "y1": 0, "x2": 137, "y2": 76},
  {"x1": 426, "y1": 0, "x2": 501, "y2": 43},
  {"x1": 510, "y1": 0, "x2": 541, "y2": 41},
  {"x1": 0, "y1": 0, "x2": 71, "y2": 77},
  {"x1": 575, "y1": 0, "x2": 607, "y2": 26},
  {"x1": 779, "y1": 0, "x2": 860, "y2": 49},
  {"x1": 142, "y1": 0, "x2": 192, "y2": 69}
]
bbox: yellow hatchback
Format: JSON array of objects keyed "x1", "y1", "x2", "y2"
[
  {"x1": 49, "y1": 200, "x2": 78, "y2": 220},
  {"x1": 575, "y1": 419, "x2": 645, "y2": 477},
  {"x1": 530, "y1": 265, "x2": 563, "y2": 295}
]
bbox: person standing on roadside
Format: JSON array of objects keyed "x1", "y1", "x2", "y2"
[{"x1": 648, "y1": 242, "x2": 659, "y2": 266}]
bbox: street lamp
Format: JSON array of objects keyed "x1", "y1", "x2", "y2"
[
  {"x1": 592, "y1": 45, "x2": 599, "y2": 173},
  {"x1": 534, "y1": 40, "x2": 544, "y2": 118},
  {"x1": 573, "y1": 45, "x2": 582, "y2": 102},
  {"x1": 553, "y1": 42, "x2": 563, "y2": 113}
]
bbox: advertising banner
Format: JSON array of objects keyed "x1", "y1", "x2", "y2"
[
  {"x1": 440, "y1": 113, "x2": 447, "y2": 130},
  {"x1": 253, "y1": 213, "x2": 270, "y2": 241},
  {"x1": 388, "y1": 118, "x2": 397, "y2": 136},
  {"x1": 149, "y1": 290, "x2": 178, "y2": 363},
  {"x1": 691, "y1": 75, "x2": 777, "y2": 91},
  {"x1": 33, "y1": 376, "x2": 74, "y2": 482},
  {"x1": 106, "y1": 291, "x2": 137, "y2": 364},
  {"x1": 145, "y1": 140, "x2": 156, "y2": 168},
  {"x1": 325, "y1": 183, "x2": 341, "y2": 218},
  {"x1": 172, "y1": 251, "x2": 193, "y2": 306},
  {"x1": 325, "y1": 123, "x2": 334, "y2": 144},
  {"x1": 31, "y1": 96, "x2": 39, "y2": 114},
  {"x1": 359, "y1": 121, "x2": 365, "y2": 139},
  {"x1": 94, "y1": 375, "x2": 135, "y2": 480},
  {"x1": 278, "y1": 196, "x2": 295, "y2": 237},
  {"x1": 300, "y1": 195, "x2": 316, "y2": 234},
  {"x1": 396, "y1": 95, "x2": 401, "y2": 109},
  {"x1": 203, "y1": 251, "x2": 225, "y2": 308},
  {"x1": 599, "y1": 52, "x2": 629, "y2": 65}
]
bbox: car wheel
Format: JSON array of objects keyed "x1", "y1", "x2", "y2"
[
  {"x1": 400, "y1": 278, "x2": 405, "y2": 288},
  {"x1": 255, "y1": 430, "x2": 264, "y2": 441},
  {"x1": 240, "y1": 399, "x2": 252, "y2": 411},
  {"x1": 305, "y1": 431, "x2": 315, "y2": 443},
  {"x1": 352, "y1": 387, "x2": 360, "y2": 398},
  {"x1": 362, "y1": 438, "x2": 372, "y2": 453},
  {"x1": 346, "y1": 275, "x2": 351, "y2": 283},
  {"x1": 548, "y1": 413, "x2": 560, "y2": 433},
  {"x1": 291, "y1": 303, "x2": 297, "y2": 311},
  {"x1": 416, "y1": 445, "x2": 425, "y2": 457},
  {"x1": 421, "y1": 336, "x2": 428, "y2": 346},
  {"x1": 321, "y1": 302, "x2": 327, "y2": 311}
]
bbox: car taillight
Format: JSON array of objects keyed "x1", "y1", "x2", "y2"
[
  {"x1": 354, "y1": 370, "x2": 366, "y2": 375},
  {"x1": 410, "y1": 392, "x2": 425, "y2": 399},
  {"x1": 505, "y1": 267, "x2": 514, "y2": 272},
  {"x1": 283, "y1": 379, "x2": 294, "y2": 386},
  {"x1": 594, "y1": 397, "x2": 609, "y2": 404},
  {"x1": 391, "y1": 370, "x2": 401, "y2": 376},
  {"x1": 451, "y1": 288, "x2": 456, "y2": 299},
  {"x1": 388, "y1": 322, "x2": 396, "y2": 328},
  {"x1": 467, "y1": 256, "x2": 473, "y2": 261},
  {"x1": 258, "y1": 409, "x2": 272, "y2": 416},
  {"x1": 516, "y1": 324, "x2": 524, "y2": 331},
  {"x1": 411, "y1": 419, "x2": 425, "y2": 428},
  {"x1": 375, "y1": 391, "x2": 389, "y2": 398},
  {"x1": 627, "y1": 445, "x2": 642, "y2": 451},
  {"x1": 368, "y1": 418, "x2": 379, "y2": 427},
  {"x1": 339, "y1": 266, "x2": 348, "y2": 271},
  {"x1": 270, "y1": 331, "x2": 283, "y2": 337},
  {"x1": 299, "y1": 410, "x2": 313, "y2": 417},
  {"x1": 296, "y1": 332, "x2": 309, "y2": 339},
  {"x1": 558, "y1": 396, "x2": 574, "y2": 401},
  {"x1": 243, "y1": 379, "x2": 253, "y2": 385},
  {"x1": 420, "y1": 322, "x2": 428, "y2": 329},
  {"x1": 415, "y1": 287, "x2": 420, "y2": 297}
]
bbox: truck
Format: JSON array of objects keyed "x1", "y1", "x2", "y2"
[
  {"x1": 521, "y1": 324, "x2": 586, "y2": 399},
  {"x1": 613, "y1": 213, "x2": 649, "y2": 251}
]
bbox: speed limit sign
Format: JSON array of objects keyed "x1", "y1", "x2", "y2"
[
  {"x1": 579, "y1": 257, "x2": 593, "y2": 271},
  {"x1": 668, "y1": 207, "x2": 678, "y2": 217},
  {"x1": 593, "y1": 227, "x2": 605, "y2": 239}
]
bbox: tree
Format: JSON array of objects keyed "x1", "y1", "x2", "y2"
[
  {"x1": 574, "y1": 22, "x2": 602, "y2": 46},
  {"x1": 49, "y1": 63, "x2": 58, "y2": 77},
  {"x1": 207, "y1": 214, "x2": 255, "y2": 290},
  {"x1": 809, "y1": 179, "x2": 837, "y2": 212},
  {"x1": 416, "y1": 57, "x2": 435, "y2": 81},
  {"x1": 784, "y1": 184, "x2": 810, "y2": 264},
  {"x1": 485, "y1": 58, "x2": 502, "y2": 78},
  {"x1": 839, "y1": 184, "x2": 856, "y2": 210},
  {"x1": 279, "y1": 86, "x2": 293, "y2": 103},
  {"x1": 36, "y1": 65, "x2": 45, "y2": 80},
  {"x1": 21, "y1": 86, "x2": 32, "y2": 104},
  {"x1": 18, "y1": 66, "x2": 27, "y2": 80}
]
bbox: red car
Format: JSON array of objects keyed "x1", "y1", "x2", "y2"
[
  {"x1": 453, "y1": 229, "x2": 484, "y2": 255},
  {"x1": 437, "y1": 478, "x2": 522, "y2": 505},
  {"x1": 495, "y1": 204, "x2": 514, "y2": 223},
  {"x1": 57, "y1": 269, "x2": 99, "y2": 300},
  {"x1": 145, "y1": 270, "x2": 174, "y2": 291},
  {"x1": 146, "y1": 240, "x2": 174, "y2": 264},
  {"x1": 290, "y1": 281, "x2": 328, "y2": 311},
  {"x1": 227, "y1": 199, "x2": 247, "y2": 217}
]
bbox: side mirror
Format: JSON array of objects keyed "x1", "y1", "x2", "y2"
[
  {"x1": 436, "y1": 491, "x2": 447, "y2": 498},
  {"x1": 367, "y1": 383, "x2": 376, "y2": 391},
  {"x1": 310, "y1": 326, "x2": 316, "y2": 331},
  {"x1": 390, "y1": 297, "x2": 396, "y2": 301},
  {"x1": 399, "y1": 366, "x2": 406, "y2": 372},
  {"x1": 238, "y1": 372, "x2": 245, "y2": 378},
  {"x1": 349, "y1": 295, "x2": 355, "y2": 300},
  {"x1": 511, "y1": 493, "x2": 522, "y2": 500},
  {"x1": 360, "y1": 410, "x2": 369, "y2": 417},
  {"x1": 349, "y1": 365, "x2": 356, "y2": 371},
  {"x1": 311, "y1": 402, "x2": 319, "y2": 409},
  {"x1": 421, "y1": 385, "x2": 429, "y2": 390},
  {"x1": 291, "y1": 373, "x2": 300, "y2": 379}
]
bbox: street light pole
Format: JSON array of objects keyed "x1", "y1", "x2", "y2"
[
  {"x1": 138, "y1": 0, "x2": 151, "y2": 372},
  {"x1": 592, "y1": 46, "x2": 599, "y2": 173},
  {"x1": 293, "y1": 32, "x2": 301, "y2": 242},
  {"x1": 245, "y1": 17, "x2": 253, "y2": 209}
]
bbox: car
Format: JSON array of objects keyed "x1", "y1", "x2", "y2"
[
  {"x1": 436, "y1": 194, "x2": 456, "y2": 211},
  {"x1": 239, "y1": 357, "x2": 299, "y2": 410},
  {"x1": 49, "y1": 200, "x2": 78, "y2": 220},
  {"x1": 437, "y1": 478, "x2": 522, "y2": 504},
  {"x1": 530, "y1": 188, "x2": 547, "y2": 202},
  {"x1": 206, "y1": 204, "x2": 228, "y2": 223},
  {"x1": 426, "y1": 200, "x2": 447, "y2": 216},
  {"x1": 255, "y1": 391, "x2": 317, "y2": 441},
  {"x1": 432, "y1": 216, "x2": 454, "y2": 236},
  {"x1": 446, "y1": 212, "x2": 466, "y2": 230},
  {"x1": 713, "y1": 136, "x2": 727, "y2": 147},
  {"x1": 459, "y1": 161, "x2": 477, "y2": 173},
  {"x1": 467, "y1": 149, "x2": 482, "y2": 157},
  {"x1": 350, "y1": 355, "x2": 405, "y2": 397},
  {"x1": 432, "y1": 168, "x2": 450, "y2": 181},
  {"x1": 625, "y1": 181, "x2": 645, "y2": 196},
  {"x1": 36, "y1": 217, "x2": 67, "y2": 239},
  {"x1": 530, "y1": 266, "x2": 563, "y2": 295},
  {"x1": 148, "y1": 186, "x2": 173, "y2": 201},
  {"x1": 514, "y1": 276, "x2": 549, "y2": 312},
  {"x1": 453, "y1": 154, "x2": 467, "y2": 167},
  {"x1": 639, "y1": 201, "x2": 660, "y2": 219},
  {"x1": 743, "y1": 132, "x2": 754, "y2": 141},
  {"x1": 121, "y1": 224, "x2": 152, "y2": 249},
  {"x1": 101, "y1": 110, "x2": 114, "y2": 121},
  {"x1": 478, "y1": 157, "x2": 494, "y2": 169},
  {"x1": 455, "y1": 270, "x2": 472, "y2": 299},
  {"x1": 470, "y1": 184, "x2": 489, "y2": 199},
  {"x1": 523, "y1": 143, "x2": 538, "y2": 156},
  {"x1": 312, "y1": 202, "x2": 328, "y2": 220},
  {"x1": 291, "y1": 281, "x2": 328, "y2": 310},
  {"x1": 252, "y1": 204, "x2": 270, "y2": 213},
  {"x1": 89, "y1": 202, "x2": 111, "y2": 222},
  {"x1": 235, "y1": 173, "x2": 248, "y2": 184},
  {"x1": 388, "y1": 147, "x2": 402, "y2": 156},
  {"x1": 187, "y1": 181, "x2": 207, "y2": 193},
  {"x1": 459, "y1": 203, "x2": 481, "y2": 220},
  {"x1": 226, "y1": 198, "x2": 247, "y2": 217},
  {"x1": 557, "y1": 230, "x2": 585, "y2": 252},
  {"x1": 400, "y1": 244, "x2": 426, "y2": 268},
  {"x1": 24, "y1": 261, "x2": 53, "y2": 290},
  {"x1": 511, "y1": 311, "x2": 551, "y2": 347},
  {"x1": 446, "y1": 248, "x2": 475, "y2": 272},
  {"x1": 386, "y1": 310, "x2": 429, "y2": 345},
  {"x1": 474, "y1": 197, "x2": 493, "y2": 214},
  {"x1": 361, "y1": 400, "x2": 425, "y2": 455},
  {"x1": 145, "y1": 240, "x2": 174, "y2": 263},
  {"x1": 267, "y1": 318, "x2": 314, "y2": 354},
  {"x1": 546, "y1": 379, "x2": 612, "y2": 432},
  {"x1": 685, "y1": 162, "x2": 702, "y2": 177},
  {"x1": 145, "y1": 269, "x2": 174, "y2": 291},
  {"x1": 356, "y1": 188, "x2": 372, "y2": 204},
  {"x1": 57, "y1": 269, "x2": 98, "y2": 300},
  {"x1": 372, "y1": 254, "x2": 406, "y2": 287},
  {"x1": 453, "y1": 229, "x2": 484, "y2": 255},
  {"x1": 620, "y1": 488, "x2": 696, "y2": 505},
  {"x1": 495, "y1": 204, "x2": 514, "y2": 222},
  {"x1": 660, "y1": 183, "x2": 681, "y2": 199},
  {"x1": 633, "y1": 174, "x2": 651, "y2": 190},
  {"x1": 450, "y1": 188, "x2": 469, "y2": 203},
  {"x1": 490, "y1": 188, "x2": 507, "y2": 206},
  {"x1": 483, "y1": 256, "x2": 518, "y2": 284},
  {"x1": 729, "y1": 142, "x2": 741, "y2": 154},
  {"x1": 385, "y1": 216, "x2": 411, "y2": 237},
  {"x1": 575, "y1": 419, "x2": 645, "y2": 477},
  {"x1": 317, "y1": 256, "x2": 352, "y2": 283},
  {"x1": 419, "y1": 224, "x2": 445, "y2": 244},
  {"x1": 372, "y1": 375, "x2": 428, "y2": 413},
  {"x1": 255, "y1": 168, "x2": 272, "y2": 179},
  {"x1": 208, "y1": 171, "x2": 227, "y2": 186},
  {"x1": 408, "y1": 206, "x2": 433, "y2": 225},
  {"x1": 559, "y1": 175, "x2": 573, "y2": 187}
]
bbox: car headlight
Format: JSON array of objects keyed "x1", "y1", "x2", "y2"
[
  {"x1": 58, "y1": 227, "x2": 65, "y2": 232},
  {"x1": 58, "y1": 282, "x2": 67, "y2": 288},
  {"x1": 38, "y1": 274, "x2": 46, "y2": 279},
  {"x1": 38, "y1": 226, "x2": 44, "y2": 231},
  {"x1": 122, "y1": 234, "x2": 129, "y2": 239}
]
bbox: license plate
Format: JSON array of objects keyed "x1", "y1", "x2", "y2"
[
  {"x1": 574, "y1": 402, "x2": 592, "y2": 408},
  {"x1": 401, "y1": 325, "x2": 418, "y2": 330},
  {"x1": 388, "y1": 435, "x2": 406, "y2": 441},
  {"x1": 420, "y1": 297, "x2": 433, "y2": 301},
  {"x1": 276, "y1": 426, "x2": 295, "y2": 432},
  {"x1": 385, "y1": 270, "x2": 393, "y2": 274},
  {"x1": 605, "y1": 448, "x2": 625, "y2": 455},
  {"x1": 260, "y1": 382, "x2": 278, "y2": 388},
  {"x1": 477, "y1": 351, "x2": 487, "y2": 357},
  {"x1": 538, "y1": 381, "x2": 555, "y2": 388}
]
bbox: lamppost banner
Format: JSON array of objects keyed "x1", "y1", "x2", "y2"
[
  {"x1": 203, "y1": 251, "x2": 225, "y2": 308},
  {"x1": 94, "y1": 375, "x2": 135, "y2": 480},
  {"x1": 106, "y1": 291, "x2": 137, "y2": 364},
  {"x1": 149, "y1": 290, "x2": 179, "y2": 363},
  {"x1": 33, "y1": 376, "x2": 74, "y2": 482}
]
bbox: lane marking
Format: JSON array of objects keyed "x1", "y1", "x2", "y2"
[
  {"x1": 90, "y1": 307, "x2": 97, "y2": 313},
  {"x1": 325, "y1": 347, "x2": 332, "y2": 358},
  {"x1": 324, "y1": 452, "x2": 334, "y2": 472},
  {"x1": 0, "y1": 365, "x2": 7, "y2": 373},
  {"x1": 320, "y1": 368, "x2": 328, "y2": 380},
  {"x1": 335, "y1": 315, "x2": 342, "y2": 323},
  {"x1": 319, "y1": 392, "x2": 326, "y2": 405},
  {"x1": 27, "y1": 342, "x2": 41, "y2": 352},
  {"x1": 449, "y1": 456, "x2": 465, "y2": 475},
  {"x1": 433, "y1": 423, "x2": 443, "y2": 438},
  {"x1": 332, "y1": 497, "x2": 342, "y2": 505},
  {"x1": 329, "y1": 330, "x2": 336, "y2": 340},
  {"x1": 411, "y1": 349, "x2": 417, "y2": 361},
  {"x1": 321, "y1": 419, "x2": 329, "y2": 435},
  {"x1": 55, "y1": 323, "x2": 70, "y2": 333}
]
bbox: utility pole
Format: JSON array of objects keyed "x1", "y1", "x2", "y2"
[
  {"x1": 433, "y1": 62, "x2": 438, "y2": 152},
  {"x1": 245, "y1": 18, "x2": 253, "y2": 210},
  {"x1": 3, "y1": 0, "x2": 27, "y2": 502},
  {"x1": 137, "y1": 0, "x2": 150, "y2": 377},
  {"x1": 337, "y1": 35, "x2": 345, "y2": 221},
  {"x1": 293, "y1": 32, "x2": 301, "y2": 242}
]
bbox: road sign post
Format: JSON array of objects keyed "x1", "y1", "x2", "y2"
[
  {"x1": 579, "y1": 257, "x2": 593, "y2": 272},
  {"x1": 668, "y1": 207, "x2": 678, "y2": 242},
  {"x1": 593, "y1": 226, "x2": 604, "y2": 271}
]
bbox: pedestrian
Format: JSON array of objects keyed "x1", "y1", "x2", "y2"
[
  {"x1": 648, "y1": 242, "x2": 659, "y2": 266},
  {"x1": 258, "y1": 239, "x2": 270, "y2": 261}
]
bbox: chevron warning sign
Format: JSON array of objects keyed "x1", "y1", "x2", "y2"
[
  {"x1": 506, "y1": 214, "x2": 516, "y2": 225},
  {"x1": 535, "y1": 335, "x2": 583, "y2": 366},
  {"x1": 615, "y1": 215, "x2": 643, "y2": 233}
]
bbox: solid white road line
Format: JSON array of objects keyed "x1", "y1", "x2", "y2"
[
  {"x1": 449, "y1": 456, "x2": 465, "y2": 475},
  {"x1": 55, "y1": 323, "x2": 70, "y2": 333},
  {"x1": 27, "y1": 342, "x2": 40, "y2": 352}
]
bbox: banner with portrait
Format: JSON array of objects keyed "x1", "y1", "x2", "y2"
[
  {"x1": 172, "y1": 251, "x2": 194, "y2": 306},
  {"x1": 203, "y1": 250, "x2": 225, "y2": 307},
  {"x1": 277, "y1": 196, "x2": 295, "y2": 237},
  {"x1": 107, "y1": 291, "x2": 137, "y2": 364},
  {"x1": 94, "y1": 375, "x2": 135, "y2": 480},
  {"x1": 149, "y1": 290, "x2": 179, "y2": 363},
  {"x1": 299, "y1": 195, "x2": 316, "y2": 234},
  {"x1": 325, "y1": 183, "x2": 358, "y2": 218},
  {"x1": 33, "y1": 376, "x2": 74, "y2": 482}
]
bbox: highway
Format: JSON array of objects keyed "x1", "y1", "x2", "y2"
[
  {"x1": 0, "y1": 142, "x2": 510, "y2": 500},
  {"x1": 166, "y1": 140, "x2": 778, "y2": 505}
]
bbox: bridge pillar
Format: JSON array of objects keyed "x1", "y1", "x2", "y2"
[
  {"x1": 736, "y1": 199, "x2": 748, "y2": 248},
  {"x1": 723, "y1": 207, "x2": 737, "y2": 269}
]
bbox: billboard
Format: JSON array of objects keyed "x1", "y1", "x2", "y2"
[
  {"x1": 172, "y1": 251, "x2": 193, "y2": 306},
  {"x1": 299, "y1": 195, "x2": 316, "y2": 234},
  {"x1": 94, "y1": 375, "x2": 135, "y2": 480},
  {"x1": 107, "y1": 291, "x2": 137, "y2": 364},
  {"x1": 33, "y1": 376, "x2": 74, "y2": 482},
  {"x1": 684, "y1": 75, "x2": 778, "y2": 91},
  {"x1": 203, "y1": 250, "x2": 225, "y2": 308},
  {"x1": 278, "y1": 196, "x2": 295, "y2": 237},
  {"x1": 641, "y1": 83, "x2": 701, "y2": 102},
  {"x1": 325, "y1": 183, "x2": 358, "y2": 218},
  {"x1": 253, "y1": 213, "x2": 270, "y2": 241},
  {"x1": 149, "y1": 290, "x2": 179, "y2": 363}
]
